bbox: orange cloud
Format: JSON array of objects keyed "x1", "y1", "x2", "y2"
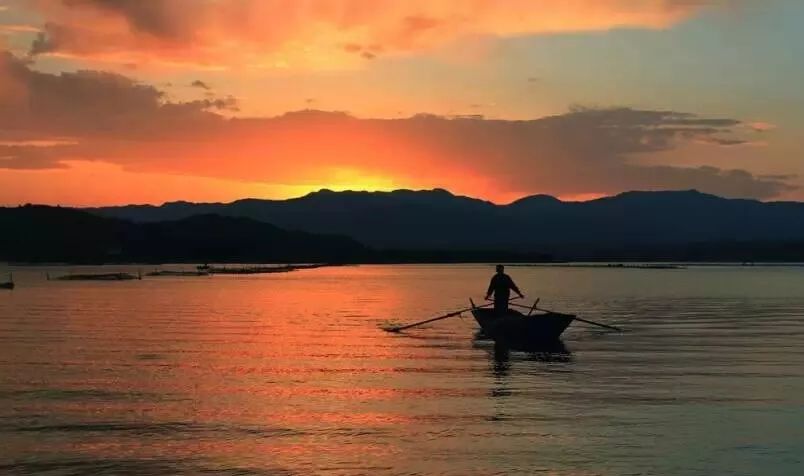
[
  {"x1": 21, "y1": 0, "x2": 730, "y2": 69},
  {"x1": 0, "y1": 49, "x2": 793, "y2": 204},
  {"x1": 748, "y1": 121, "x2": 776, "y2": 132}
]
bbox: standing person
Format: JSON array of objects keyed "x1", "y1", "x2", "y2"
[{"x1": 485, "y1": 265, "x2": 524, "y2": 314}]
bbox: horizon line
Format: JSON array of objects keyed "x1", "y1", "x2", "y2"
[{"x1": 1, "y1": 188, "x2": 793, "y2": 209}]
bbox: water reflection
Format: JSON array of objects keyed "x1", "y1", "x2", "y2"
[
  {"x1": 474, "y1": 335, "x2": 572, "y2": 369},
  {"x1": 493, "y1": 340, "x2": 572, "y2": 363},
  {"x1": 1, "y1": 264, "x2": 803, "y2": 476}
]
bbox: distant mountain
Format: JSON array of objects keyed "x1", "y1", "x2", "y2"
[
  {"x1": 89, "y1": 189, "x2": 804, "y2": 252},
  {"x1": 0, "y1": 206, "x2": 369, "y2": 263},
  {"x1": 0, "y1": 205, "x2": 130, "y2": 263}
]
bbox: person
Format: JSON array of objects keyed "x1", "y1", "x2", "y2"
[{"x1": 485, "y1": 264, "x2": 524, "y2": 314}]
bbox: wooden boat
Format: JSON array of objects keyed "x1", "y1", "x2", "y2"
[
  {"x1": 1, "y1": 273, "x2": 14, "y2": 290},
  {"x1": 470, "y1": 299, "x2": 575, "y2": 344}
]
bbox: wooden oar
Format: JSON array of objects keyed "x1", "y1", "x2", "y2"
[
  {"x1": 527, "y1": 298, "x2": 540, "y2": 316},
  {"x1": 384, "y1": 297, "x2": 520, "y2": 333},
  {"x1": 572, "y1": 316, "x2": 622, "y2": 332},
  {"x1": 509, "y1": 302, "x2": 623, "y2": 332},
  {"x1": 383, "y1": 306, "x2": 481, "y2": 333}
]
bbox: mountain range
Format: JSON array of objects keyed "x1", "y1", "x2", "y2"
[
  {"x1": 89, "y1": 189, "x2": 804, "y2": 252},
  {"x1": 5, "y1": 189, "x2": 804, "y2": 263},
  {"x1": 0, "y1": 206, "x2": 369, "y2": 263}
]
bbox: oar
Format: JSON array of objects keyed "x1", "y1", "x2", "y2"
[
  {"x1": 383, "y1": 307, "x2": 479, "y2": 333},
  {"x1": 569, "y1": 316, "x2": 622, "y2": 332},
  {"x1": 509, "y1": 302, "x2": 623, "y2": 332},
  {"x1": 384, "y1": 297, "x2": 520, "y2": 333},
  {"x1": 527, "y1": 298, "x2": 540, "y2": 316}
]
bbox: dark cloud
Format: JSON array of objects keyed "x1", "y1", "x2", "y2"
[
  {"x1": 0, "y1": 144, "x2": 71, "y2": 169},
  {"x1": 0, "y1": 50, "x2": 793, "y2": 200},
  {"x1": 191, "y1": 79, "x2": 211, "y2": 90},
  {"x1": 698, "y1": 137, "x2": 750, "y2": 147},
  {"x1": 0, "y1": 50, "x2": 224, "y2": 165},
  {"x1": 342, "y1": 43, "x2": 381, "y2": 60},
  {"x1": 203, "y1": 95, "x2": 239, "y2": 112},
  {"x1": 401, "y1": 15, "x2": 442, "y2": 35},
  {"x1": 63, "y1": 0, "x2": 195, "y2": 39},
  {"x1": 343, "y1": 43, "x2": 362, "y2": 53},
  {"x1": 1, "y1": 51, "x2": 225, "y2": 138}
]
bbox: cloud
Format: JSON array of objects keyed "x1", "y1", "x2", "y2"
[
  {"x1": 748, "y1": 121, "x2": 776, "y2": 132},
  {"x1": 190, "y1": 79, "x2": 211, "y2": 90},
  {"x1": 1, "y1": 50, "x2": 239, "y2": 125},
  {"x1": 19, "y1": 0, "x2": 734, "y2": 69},
  {"x1": 696, "y1": 137, "x2": 749, "y2": 147},
  {"x1": 0, "y1": 50, "x2": 793, "y2": 201},
  {"x1": 0, "y1": 24, "x2": 40, "y2": 33}
]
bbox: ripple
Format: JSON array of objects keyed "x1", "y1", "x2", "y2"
[{"x1": 2, "y1": 264, "x2": 803, "y2": 476}]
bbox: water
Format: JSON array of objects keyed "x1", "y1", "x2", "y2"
[{"x1": 1, "y1": 264, "x2": 802, "y2": 475}]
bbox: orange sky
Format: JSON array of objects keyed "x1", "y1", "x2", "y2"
[{"x1": 1, "y1": 0, "x2": 802, "y2": 205}]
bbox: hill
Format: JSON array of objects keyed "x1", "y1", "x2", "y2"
[
  {"x1": 89, "y1": 189, "x2": 804, "y2": 253},
  {"x1": 0, "y1": 206, "x2": 369, "y2": 263}
]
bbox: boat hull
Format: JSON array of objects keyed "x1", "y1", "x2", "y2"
[{"x1": 471, "y1": 308, "x2": 574, "y2": 344}]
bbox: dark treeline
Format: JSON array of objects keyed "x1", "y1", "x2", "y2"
[
  {"x1": 0, "y1": 206, "x2": 368, "y2": 264},
  {"x1": 2, "y1": 205, "x2": 804, "y2": 264}
]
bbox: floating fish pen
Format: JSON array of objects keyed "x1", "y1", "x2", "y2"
[
  {"x1": 49, "y1": 272, "x2": 141, "y2": 281},
  {"x1": 207, "y1": 263, "x2": 334, "y2": 275},
  {"x1": 146, "y1": 270, "x2": 210, "y2": 277}
]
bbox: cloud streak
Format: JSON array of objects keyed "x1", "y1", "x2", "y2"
[{"x1": 19, "y1": 0, "x2": 734, "y2": 69}]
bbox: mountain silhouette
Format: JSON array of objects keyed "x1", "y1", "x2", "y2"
[
  {"x1": 89, "y1": 189, "x2": 804, "y2": 251},
  {"x1": 0, "y1": 206, "x2": 369, "y2": 263}
]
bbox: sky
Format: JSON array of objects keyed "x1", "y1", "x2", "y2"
[{"x1": 0, "y1": 0, "x2": 802, "y2": 205}]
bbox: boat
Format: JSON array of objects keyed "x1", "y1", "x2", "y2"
[
  {"x1": 470, "y1": 299, "x2": 575, "y2": 344},
  {"x1": 0, "y1": 273, "x2": 13, "y2": 290}
]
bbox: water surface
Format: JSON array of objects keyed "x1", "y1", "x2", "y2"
[{"x1": 1, "y1": 264, "x2": 802, "y2": 475}]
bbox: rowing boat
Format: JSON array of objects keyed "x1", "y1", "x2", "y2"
[{"x1": 470, "y1": 299, "x2": 575, "y2": 344}]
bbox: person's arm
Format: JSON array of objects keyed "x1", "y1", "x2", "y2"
[
  {"x1": 485, "y1": 276, "x2": 496, "y2": 300},
  {"x1": 508, "y1": 276, "x2": 524, "y2": 298}
]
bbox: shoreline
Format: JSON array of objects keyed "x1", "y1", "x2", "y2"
[{"x1": 4, "y1": 261, "x2": 804, "y2": 268}]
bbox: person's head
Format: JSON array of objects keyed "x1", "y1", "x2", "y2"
[{"x1": 496, "y1": 264, "x2": 504, "y2": 274}]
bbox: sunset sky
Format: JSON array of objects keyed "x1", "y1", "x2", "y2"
[{"x1": 1, "y1": 0, "x2": 802, "y2": 205}]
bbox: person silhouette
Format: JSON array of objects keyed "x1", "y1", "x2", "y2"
[{"x1": 485, "y1": 264, "x2": 524, "y2": 314}]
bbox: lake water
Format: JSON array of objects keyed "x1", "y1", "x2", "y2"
[{"x1": 1, "y1": 264, "x2": 802, "y2": 475}]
